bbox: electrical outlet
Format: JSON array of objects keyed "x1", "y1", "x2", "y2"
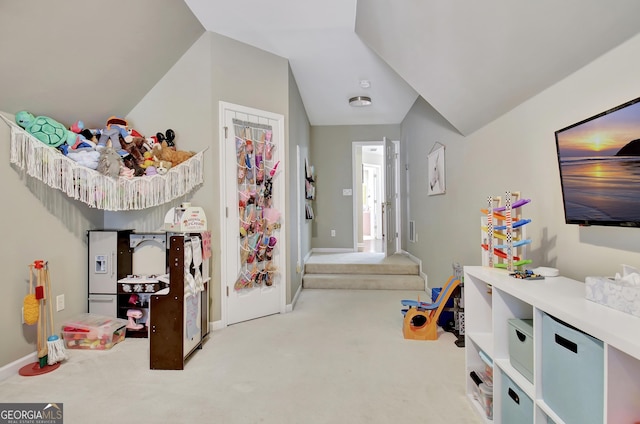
[
  {"x1": 56, "y1": 294, "x2": 65, "y2": 312},
  {"x1": 331, "y1": 230, "x2": 336, "y2": 237}
]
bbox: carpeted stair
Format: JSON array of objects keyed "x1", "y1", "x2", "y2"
[{"x1": 303, "y1": 253, "x2": 424, "y2": 290}]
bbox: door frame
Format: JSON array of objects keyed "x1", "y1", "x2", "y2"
[
  {"x1": 219, "y1": 101, "x2": 287, "y2": 328},
  {"x1": 392, "y1": 140, "x2": 402, "y2": 253},
  {"x1": 351, "y1": 140, "x2": 402, "y2": 253}
]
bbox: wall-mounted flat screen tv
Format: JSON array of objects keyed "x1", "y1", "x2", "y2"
[{"x1": 555, "y1": 96, "x2": 640, "y2": 227}]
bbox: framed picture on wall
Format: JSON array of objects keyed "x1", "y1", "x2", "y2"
[{"x1": 428, "y1": 145, "x2": 445, "y2": 196}]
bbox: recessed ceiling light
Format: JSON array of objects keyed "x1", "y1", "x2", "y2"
[{"x1": 349, "y1": 96, "x2": 372, "y2": 107}]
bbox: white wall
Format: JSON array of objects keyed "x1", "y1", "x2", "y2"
[
  {"x1": 402, "y1": 33, "x2": 640, "y2": 286},
  {"x1": 310, "y1": 125, "x2": 400, "y2": 249},
  {"x1": 0, "y1": 113, "x2": 104, "y2": 367}
]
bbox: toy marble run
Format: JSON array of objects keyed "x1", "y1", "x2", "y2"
[{"x1": 481, "y1": 192, "x2": 532, "y2": 271}]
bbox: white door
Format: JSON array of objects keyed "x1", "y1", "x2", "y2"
[
  {"x1": 383, "y1": 137, "x2": 397, "y2": 256},
  {"x1": 220, "y1": 102, "x2": 286, "y2": 326}
]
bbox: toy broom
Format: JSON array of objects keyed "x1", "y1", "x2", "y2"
[
  {"x1": 35, "y1": 262, "x2": 48, "y2": 368},
  {"x1": 44, "y1": 262, "x2": 67, "y2": 365}
]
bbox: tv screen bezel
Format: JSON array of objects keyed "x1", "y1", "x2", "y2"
[{"x1": 555, "y1": 95, "x2": 640, "y2": 228}]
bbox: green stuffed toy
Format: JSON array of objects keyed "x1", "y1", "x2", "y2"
[{"x1": 15, "y1": 110, "x2": 78, "y2": 148}]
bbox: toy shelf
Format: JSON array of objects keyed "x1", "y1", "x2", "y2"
[{"x1": 464, "y1": 265, "x2": 640, "y2": 423}]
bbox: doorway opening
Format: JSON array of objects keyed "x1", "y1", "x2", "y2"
[{"x1": 352, "y1": 140, "x2": 401, "y2": 255}]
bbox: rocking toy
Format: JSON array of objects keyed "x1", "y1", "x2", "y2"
[{"x1": 401, "y1": 276, "x2": 460, "y2": 340}]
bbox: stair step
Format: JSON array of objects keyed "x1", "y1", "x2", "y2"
[
  {"x1": 304, "y1": 262, "x2": 419, "y2": 275},
  {"x1": 303, "y1": 273, "x2": 424, "y2": 290}
]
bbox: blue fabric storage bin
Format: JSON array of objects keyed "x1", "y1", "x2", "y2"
[
  {"x1": 542, "y1": 313, "x2": 604, "y2": 424},
  {"x1": 431, "y1": 287, "x2": 454, "y2": 328},
  {"x1": 501, "y1": 371, "x2": 533, "y2": 424},
  {"x1": 508, "y1": 318, "x2": 534, "y2": 383}
]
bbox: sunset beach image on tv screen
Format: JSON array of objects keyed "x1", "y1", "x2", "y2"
[{"x1": 555, "y1": 97, "x2": 640, "y2": 226}]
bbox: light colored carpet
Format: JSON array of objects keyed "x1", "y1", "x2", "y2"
[{"x1": 0, "y1": 289, "x2": 481, "y2": 424}]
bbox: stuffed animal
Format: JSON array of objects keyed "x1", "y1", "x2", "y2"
[
  {"x1": 96, "y1": 140, "x2": 123, "y2": 178},
  {"x1": 152, "y1": 141, "x2": 194, "y2": 167},
  {"x1": 15, "y1": 111, "x2": 79, "y2": 148},
  {"x1": 122, "y1": 153, "x2": 145, "y2": 176},
  {"x1": 155, "y1": 160, "x2": 172, "y2": 175},
  {"x1": 125, "y1": 131, "x2": 155, "y2": 152},
  {"x1": 156, "y1": 129, "x2": 176, "y2": 150},
  {"x1": 121, "y1": 136, "x2": 147, "y2": 165},
  {"x1": 140, "y1": 151, "x2": 155, "y2": 169}
]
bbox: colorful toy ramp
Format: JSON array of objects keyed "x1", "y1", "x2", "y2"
[{"x1": 402, "y1": 277, "x2": 460, "y2": 341}]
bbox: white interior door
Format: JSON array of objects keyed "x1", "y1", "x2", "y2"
[
  {"x1": 220, "y1": 102, "x2": 286, "y2": 326},
  {"x1": 383, "y1": 137, "x2": 397, "y2": 257}
]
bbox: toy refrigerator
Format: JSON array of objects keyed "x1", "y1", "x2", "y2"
[{"x1": 87, "y1": 230, "x2": 133, "y2": 317}]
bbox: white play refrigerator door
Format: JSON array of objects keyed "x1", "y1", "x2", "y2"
[{"x1": 88, "y1": 231, "x2": 119, "y2": 317}]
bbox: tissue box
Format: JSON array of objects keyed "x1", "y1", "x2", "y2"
[{"x1": 585, "y1": 276, "x2": 640, "y2": 317}]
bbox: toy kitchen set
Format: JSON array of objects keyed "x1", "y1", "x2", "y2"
[{"x1": 87, "y1": 203, "x2": 210, "y2": 339}]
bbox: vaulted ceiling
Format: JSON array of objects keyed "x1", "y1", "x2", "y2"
[{"x1": 2, "y1": 1, "x2": 640, "y2": 135}]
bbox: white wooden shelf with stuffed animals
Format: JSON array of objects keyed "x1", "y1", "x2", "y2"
[{"x1": 1, "y1": 112, "x2": 206, "y2": 211}]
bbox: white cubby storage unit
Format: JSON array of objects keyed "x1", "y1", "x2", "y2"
[{"x1": 464, "y1": 266, "x2": 640, "y2": 423}]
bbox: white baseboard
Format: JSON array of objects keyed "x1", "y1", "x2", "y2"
[
  {"x1": 210, "y1": 320, "x2": 224, "y2": 331},
  {"x1": 303, "y1": 250, "x2": 313, "y2": 264},
  {"x1": 0, "y1": 351, "x2": 37, "y2": 382},
  {"x1": 404, "y1": 251, "x2": 428, "y2": 290},
  {"x1": 286, "y1": 283, "x2": 303, "y2": 312}
]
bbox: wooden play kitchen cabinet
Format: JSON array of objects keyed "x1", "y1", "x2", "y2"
[
  {"x1": 464, "y1": 266, "x2": 640, "y2": 423},
  {"x1": 88, "y1": 230, "x2": 211, "y2": 370},
  {"x1": 88, "y1": 230, "x2": 167, "y2": 337}
]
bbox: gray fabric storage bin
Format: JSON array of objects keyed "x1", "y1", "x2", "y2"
[
  {"x1": 508, "y1": 318, "x2": 534, "y2": 383},
  {"x1": 501, "y1": 371, "x2": 533, "y2": 424},
  {"x1": 542, "y1": 313, "x2": 604, "y2": 424}
]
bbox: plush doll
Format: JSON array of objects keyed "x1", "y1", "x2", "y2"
[
  {"x1": 105, "y1": 116, "x2": 129, "y2": 138},
  {"x1": 97, "y1": 116, "x2": 128, "y2": 149},
  {"x1": 152, "y1": 141, "x2": 194, "y2": 167},
  {"x1": 15, "y1": 111, "x2": 79, "y2": 148},
  {"x1": 96, "y1": 140, "x2": 123, "y2": 178}
]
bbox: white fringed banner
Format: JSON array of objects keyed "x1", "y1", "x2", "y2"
[{"x1": 4, "y1": 116, "x2": 204, "y2": 211}]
